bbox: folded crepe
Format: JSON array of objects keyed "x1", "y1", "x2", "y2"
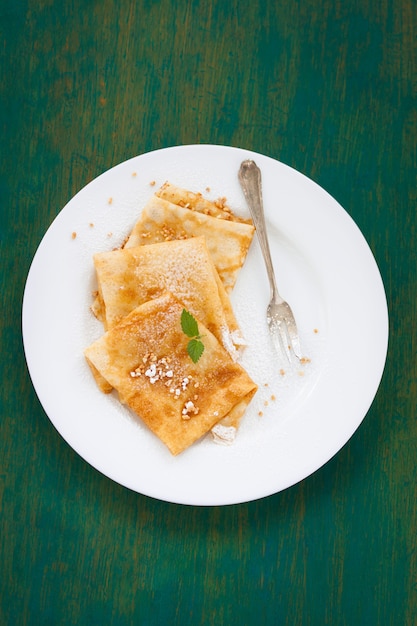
[
  {"x1": 84, "y1": 293, "x2": 257, "y2": 455},
  {"x1": 124, "y1": 190, "x2": 255, "y2": 293},
  {"x1": 93, "y1": 236, "x2": 242, "y2": 343},
  {"x1": 156, "y1": 181, "x2": 253, "y2": 222},
  {"x1": 90, "y1": 237, "x2": 245, "y2": 394}
]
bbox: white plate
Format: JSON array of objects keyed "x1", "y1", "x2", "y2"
[{"x1": 22, "y1": 145, "x2": 389, "y2": 506}]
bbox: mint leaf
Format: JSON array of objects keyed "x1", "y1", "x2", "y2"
[
  {"x1": 181, "y1": 309, "x2": 199, "y2": 338},
  {"x1": 187, "y1": 339, "x2": 205, "y2": 363},
  {"x1": 181, "y1": 309, "x2": 205, "y2": 362}
]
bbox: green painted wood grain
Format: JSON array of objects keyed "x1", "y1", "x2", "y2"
[{"x1": 1, "y1": 0, "x2": 416, "y2": 624}]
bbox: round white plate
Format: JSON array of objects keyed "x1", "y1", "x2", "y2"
[{"x1": 22, "y1": 145, "x2": 389, "y2": 506}]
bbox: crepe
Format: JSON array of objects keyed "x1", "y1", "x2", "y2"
[
  {"x1": 156, "y1": 181, "x2": 253, "y2": 223},
  {"x1": 124, "y1": 193, "x2": 255, "y2": 293},
  {"x1": 84, "y1": 293, "x2": 257, "y2": 455},
  {"x1": 93, "y1": 236, "x2": 243, "y2": 350}
]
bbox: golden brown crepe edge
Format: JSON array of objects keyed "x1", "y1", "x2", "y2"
[{"x1": 156, "y1": 181, "x2": 253, "y2": 224}]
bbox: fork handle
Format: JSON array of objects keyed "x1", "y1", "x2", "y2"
[{"x1": 238, "y1": 160, "x2": 281, "y2": 302}]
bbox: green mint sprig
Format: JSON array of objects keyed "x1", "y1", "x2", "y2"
[{"x1": 181, "y1": 309, "x2": 205, "y2": 363}]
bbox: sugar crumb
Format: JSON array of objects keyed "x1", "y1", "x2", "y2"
[{"x1": 215, "y1": 196, "x2": 227, "y2": 209}]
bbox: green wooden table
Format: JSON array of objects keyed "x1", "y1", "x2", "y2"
[{"x1": 1, "y1": 1, "x2": 416, "y2": 624}]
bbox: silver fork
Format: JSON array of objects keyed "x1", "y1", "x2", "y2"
[{"x1": 238, "y1": 159, "x2": 301, "y2": 362}]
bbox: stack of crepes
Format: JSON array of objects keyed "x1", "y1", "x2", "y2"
[{"x1": 84, "y1": 182, "x2": 258, "y2": 455}]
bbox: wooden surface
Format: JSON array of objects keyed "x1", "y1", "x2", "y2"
[{"x1": 1, "y1": 1, "x2": 416, "y2": 624}]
